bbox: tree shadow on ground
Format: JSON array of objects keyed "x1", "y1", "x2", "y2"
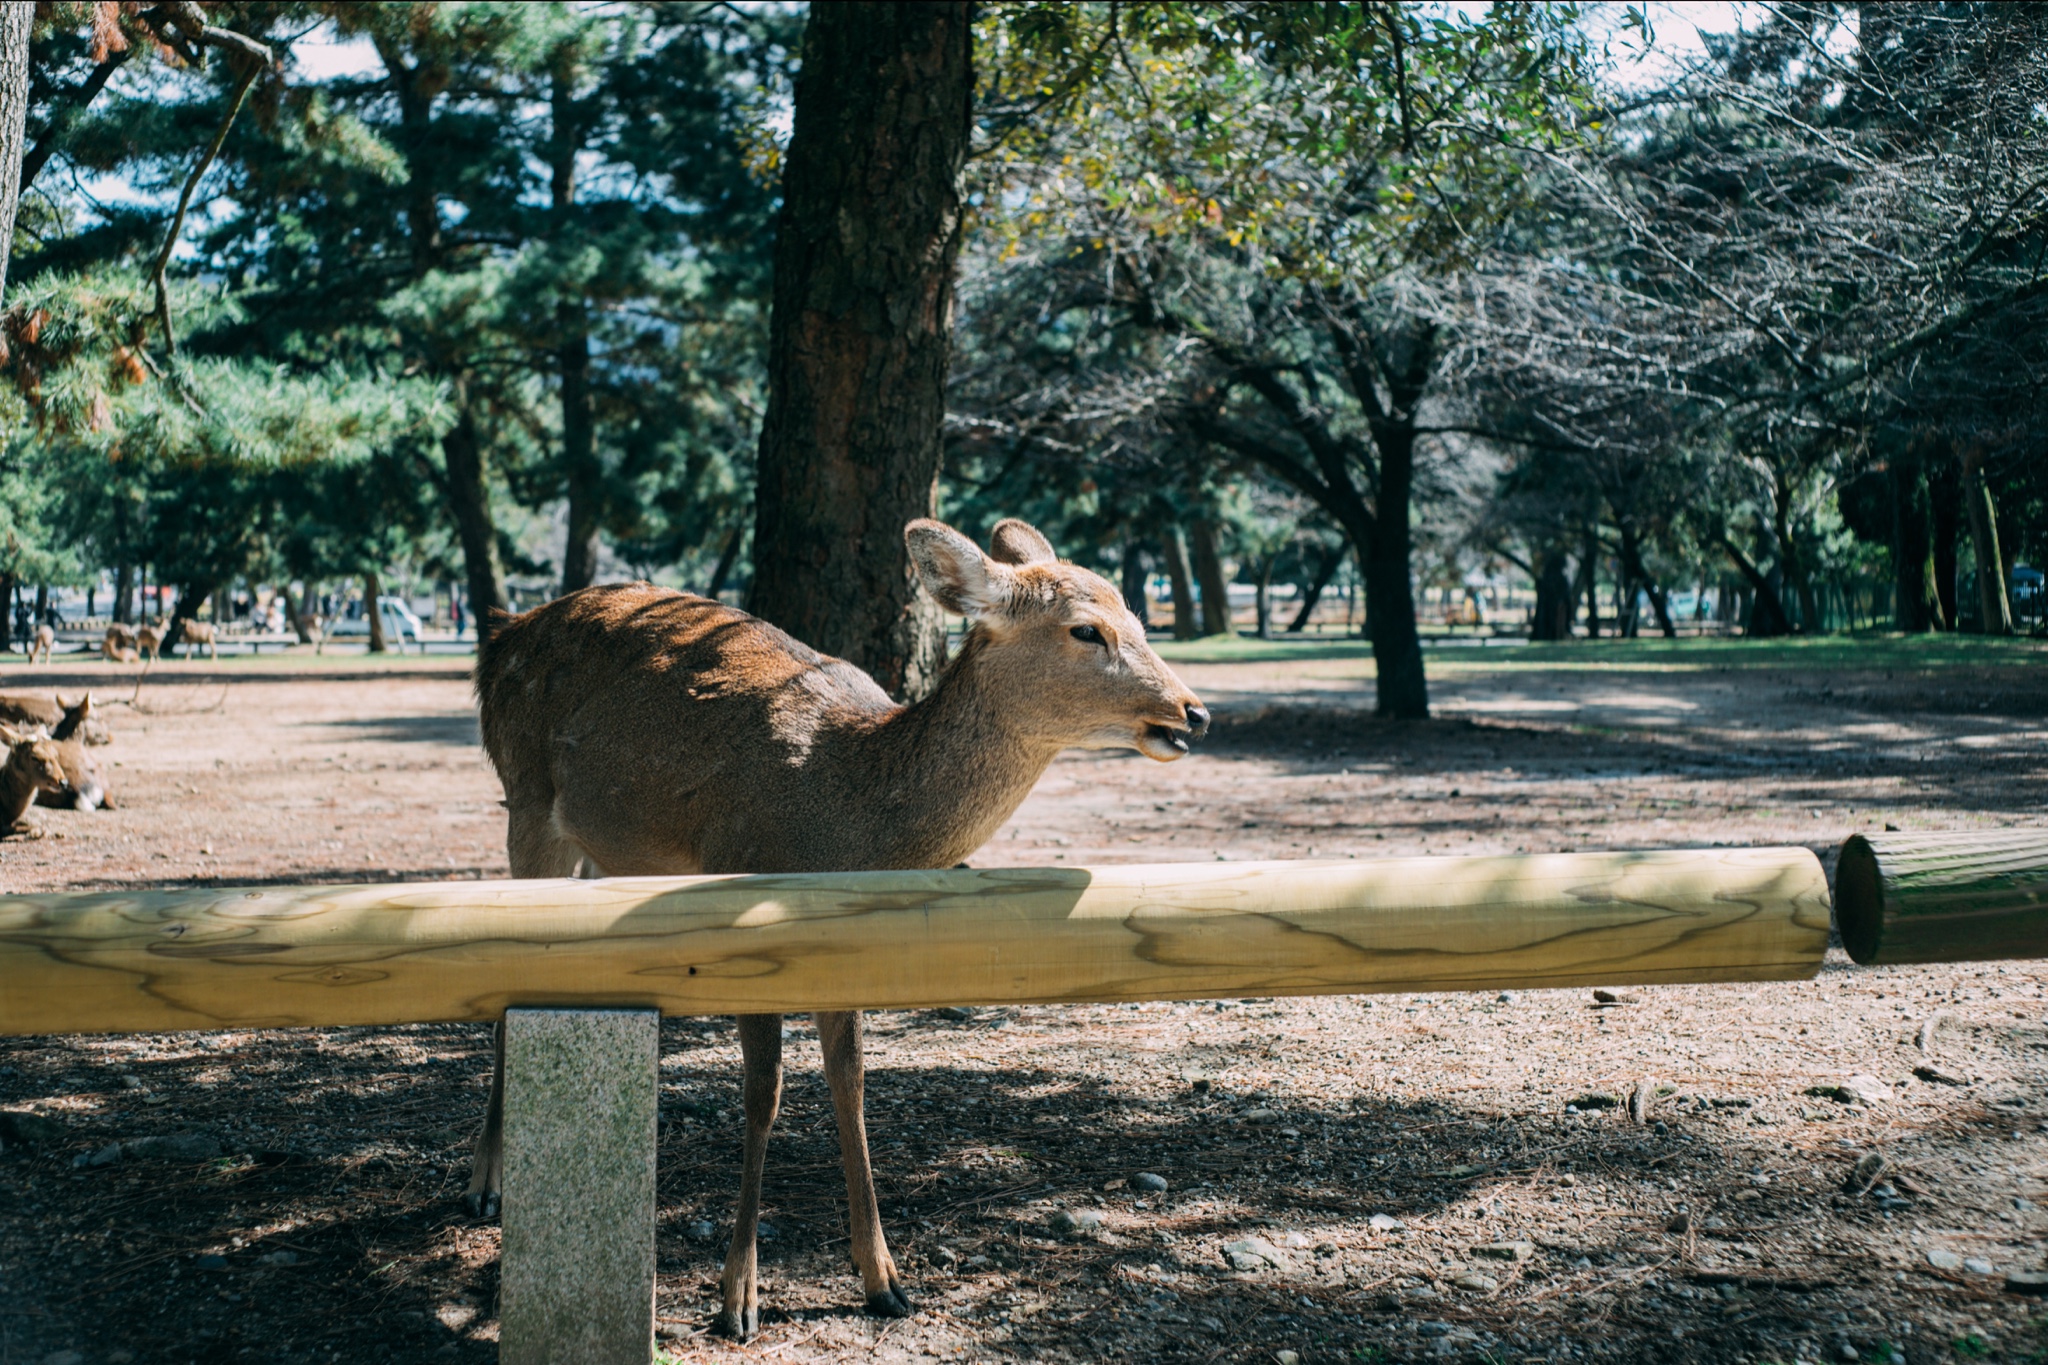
[{"x1": 1, "y1": 1006, "x2": 2037, "y2": 1364}]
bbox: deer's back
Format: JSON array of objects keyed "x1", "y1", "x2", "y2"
[{"x1": 476, "y1": 583, "x2": 897, "y2": 874}]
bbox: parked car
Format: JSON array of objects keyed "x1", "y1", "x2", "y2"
[{"x1": 327, "y1": 596, "x2": 425, "y2": 648}]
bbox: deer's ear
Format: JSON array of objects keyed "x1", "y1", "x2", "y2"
[
  {"x1": 988, "y1": 519, "x2": 1057, "y2": 565},
  {"x1": 907, "y1": 519, "x2": 1013, "y2": 617}
]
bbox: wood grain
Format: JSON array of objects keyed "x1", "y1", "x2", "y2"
[
  {"x1": 1835, "y1": 830, "x2": 2048, "y2": 965},
  {"x1": 0, "y1": 850, "x2": 1831, "y2": 1036}
]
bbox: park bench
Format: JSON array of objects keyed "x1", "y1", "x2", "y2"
[{"x1": 0, "y1": 833, "x2": 2038, "y2": 1363}]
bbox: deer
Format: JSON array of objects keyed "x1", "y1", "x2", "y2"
[
  {"x1": 0, "y1": 723, "x2": 70, "y2": 832},
  {"x1": 469, "y1": 517, "x2": 1210, "y2": 1340},
  {"x1": 136, "y1": 622, "x2": 165, "y2": 665},
  {"x1": 172, "y1": 619, "x2": 218, "y2": 660},
  {"x1": 28, "y1": 624, "x2": 53, "y2": 664},
  {"x1": 102, "y1": 624, "x2": 138, "y2": 664}
]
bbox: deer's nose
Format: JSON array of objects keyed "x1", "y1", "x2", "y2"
[{"x1": 1184, "y1": 704, "x2": 1211, "y2": 737}]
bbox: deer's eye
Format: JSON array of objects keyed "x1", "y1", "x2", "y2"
[{"x1": 1069, "y1": 624, "x2": 1106, "y2": 646}]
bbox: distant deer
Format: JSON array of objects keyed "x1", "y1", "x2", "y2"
[
  {"x1": 172, "y1": 619, "x2": 218, "y2": 660},
  {"x1": 102, "y1": 624, "x2": 138, "y2": 664},
  {"x1": 470, "y1": 518, "x2": 1209, "y2": 1339},
  {"x1": 28, "y1": 624, "x2": 53, "y2": 664},
  {"x1": 136, "y1": 623, "x2": 165, "y2": 665},
  {"x1": 0, "y1": 723, "x2": 69, "y2": 831}
]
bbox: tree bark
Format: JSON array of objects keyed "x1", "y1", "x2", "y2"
[
  {"x1": 1285, "y1": 543, "x2": 1342, "y2": 633},
  {"x1": 552, "y1": 64, "x2": 601, "y2": 596},
  {"x1": 1120, "y1": 539, "x2": 1149, "y2": 627},
  {"x1": 379, "y1": 38, "x2": 509, "y2": 645},
  {"x1": 1254, "y1": 555, "x2": 1275, "y2": 639},
  {"x1": 1618, "y1": 529, "x2": 1676, "y2": 638},
  {"x1": 1959, "y1": 447, "x2": 2014, "y2": 635},
  {"x1": 1720, "y1": 535, "x2": 1794, "y2": 637},
  {"x1": 113, "y1": 564, "x2": 133, "y2": 625},
  {"x1": 705, "y1": 523, "x2": 745, "y2": 600},
  {"x1": 1890, "y1": 456, "x2": 1940, "y2": 632},
  {"x1": 442, "y1": 400, "x2": 510, "y2": 640},
  {"x1": 1577, "y1": 531, "x2": 1601, "y2": 638},
  {"x1": 364, "y1": 571, "x2": 388, "y2": 654},
  {"x1": 1162, "y1": 527, "x2": 1198, "y2": 641},
  {"x1": 1930, "y1": 462, "x2": 1960, "y2": 631},
  {"x1": 1189, "y1": 516, "x2": 1232, "y2": 636},
  {"x1": 1366, "y1": 425, "x2": 1428, "y2": 717},
  {"x1": 747, "y1": 1, "x2": 972, "y2": 702},
  {"x1": 0, "y1": 4, "x2": 32, "y2": 306},
  {"x1": 1533, "y1": 555, "x2": 1573, "y2": 641}
]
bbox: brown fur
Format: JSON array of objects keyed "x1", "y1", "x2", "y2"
[
  {"x1": 28, "y1": 624, "x2": 53, "y2": 664},
  {"x1": 0, "y1": 724, "x2": 69, "y2": 830},
  {"x1": 0, "y1": 693, "x2": 113, "y2": 809},
  {"x1": 102, "y1": 625, "x2": 137, "y2": 663},
  {"x1": 469, "y1": 518, "x2": 1208, "y2": 1338},
  {"x1": 172, "y1": 619, "x2": 218, "y2": 659},
  {"x1": 136, "y1": 623, "x2": 164, "y2": 663}
]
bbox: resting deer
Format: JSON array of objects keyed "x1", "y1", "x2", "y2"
[
  {"x1": 102, "y1": 624, "x2": 138, "y2": 663},
  {"x1": 470, "y1": 517, "x2": 1209, "y2": 1339},
  {"x1": 0, "y1": 724, "x2": 69, "y2": 831},
  {"x1": 29, "y1": 624, "x2": 53, "y2": 664}
]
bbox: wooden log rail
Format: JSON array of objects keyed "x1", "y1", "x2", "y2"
[
  {"x1": 1835, "y1": 830, "x2": 2048, "y2": 966},
  {"x1": 0, "y1": 850, "x2": 1831, "y2": 1036}
]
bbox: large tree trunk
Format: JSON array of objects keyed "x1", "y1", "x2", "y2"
[
  {"x1": 1532, "y1": 555, "x2": 1573, "y2": 641},
  {"x1": 113, "y1": 564, "x2": 134, "y2": 625},
  {"x1": 1890, "y1": 456, "x2": 1940, "y2": 632},
  {"x1": 1577, "y1": 530, "x2": 1601, "y2": 638},
  {"x1": 0, "y1": 4, "x2": 31, "y2": 306},
  {"x1": 552, "y1": 66, "x2": 602, "y2": 596},
  {"x1": 1619, "y1": 529, "x2": 1676, "y2": 638},
  {"x1": 747, "y1": 1, "x2": 972, "y2": 702},
  {"x1": 1720, "y1": 535, "x2": 1794, "y2": 637},
  {"x1": 1930, "y1": 463, "x2": 1960, "y2": 631},
  {"x1": 1162, "y1": 527, "x2": 1198, "y2": 640},
  {"x1": 1366, "y1": 428, "x2": 1428, "y2": 719},
  {"x1": 1254, "y1": 555, "x2": 1275, "y2": 639},
  {"x1": 442, "y1": 400, "x2": 510, "y2": 641},
  {"x1": 1960, "y1": 447, "x2": 2014, "y2": 635},
  {"x1": 364, "y1": 571, "x2": 388, "y2": 654},
  {"x1": 1286, "y1": 542, "x2": 1342, "y2": 633},
  {"x1": 1120, "y1": 539, "x2": 1149, "y2": 627},
  {"x1": 1189, "y1": 516, "x2": 1232, "y2": 636}
]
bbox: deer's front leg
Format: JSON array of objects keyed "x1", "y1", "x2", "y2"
[
  {"x1": 817, "y1": 1009, "x2": 911, "y2": 1319},
  {"x1": 717, "y1": 1013, "x2": 785, "y2": 1340},
  {"x1": 463, "y1": 1019, "x2": 506, "y2": 1218}
]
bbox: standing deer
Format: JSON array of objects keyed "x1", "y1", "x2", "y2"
[
  {"x1": 471, "y1": 518, "x2": 1209, "y2": 1339},
  {"x1": 135, "y1": 622, "x2": 165, "y2": 665},
  {"x1": 173, "y1": 619, "x2": 218, "y2": 660},
  {"x1": 28, "y1": 624, "x2": 53, "y2": 663}
]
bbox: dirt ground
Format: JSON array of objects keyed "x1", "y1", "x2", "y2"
[{"x1": 1, "y1": 633, "x2": 2045, "y2": 1365}]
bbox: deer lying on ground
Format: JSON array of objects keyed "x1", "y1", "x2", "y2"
[
  {"x1": 470, "y1": 517, "x2": 1210, "y2": 1339},
  {"x1": 0, "y1": 693, "x2": 108, "y2": 809},
  {"x1": 0, "y1": 723, "x2": 70, "y2": 831},
  {"x1": 29, "y1": 625, "x2": 53, "y2": 664},
  {"x1": 102, "y1": 625, "x2": 138, "y2": 664}
]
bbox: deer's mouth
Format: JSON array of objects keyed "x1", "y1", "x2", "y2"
[{"x1": 1140, "y1": 723, "x2": 1192, "y2": 760}]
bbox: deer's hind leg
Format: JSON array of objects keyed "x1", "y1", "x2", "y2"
[
  {"x1": 464, "y1": 802, "x2": 589, "y2": 1218},
  {"x1": 717, "y1": 1013, "x2": 785, "y2": 1340},
  {"x1": 817, "y1": 1009, "x2": 911, "y2": 1318}
]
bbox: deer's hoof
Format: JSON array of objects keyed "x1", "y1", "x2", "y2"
[
  {"x1": 865, "y1": 1284, "x2": 914, "y2": 1319},
  {"x1": 462, "y1": 1189, "x2": 500, "y2": 1219},
  {"x1": 714, "y1": 1304, "x2": 758, "y2": 1341}
]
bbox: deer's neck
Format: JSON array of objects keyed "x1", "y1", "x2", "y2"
[
  {"x1": 0, "y1": 757, "x2": 37, "y2": 827},
  {"x1": 834, "y1": 630, "x2": 1063, "y2": 869}
]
